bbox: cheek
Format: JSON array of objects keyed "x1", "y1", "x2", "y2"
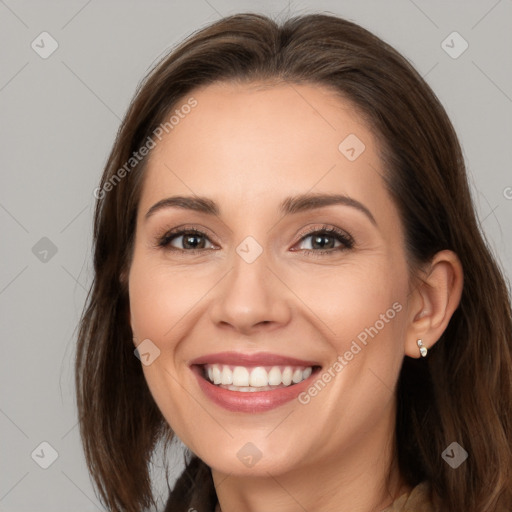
[
  {"x1": 293, "y1": 259, "x2": 405, "y2": 343},
  {"x1": 128, "y1": 258, "x2": 199, "y2": 430},
  {"x1": 128, "y1": 258, "x2": 200, "y2": 343},
  {"x1": 293, "y1": 257, "x2": 408, "y2": 418},
  {"x1": 129, "y1": 271, "x2": 172, "y2": 343},
  {"x1": 292, "y1": 263, "x2": 407, "y2": 433}
]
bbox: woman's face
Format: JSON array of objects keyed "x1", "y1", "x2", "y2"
[{"x1": 129, "y1": 81, "x2": 413, "y2": 477}]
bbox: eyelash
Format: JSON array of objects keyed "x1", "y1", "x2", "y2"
[{"x1": 155, "y1": 224, "x2": 354, "y2": 257}]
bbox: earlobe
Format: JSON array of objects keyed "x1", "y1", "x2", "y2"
[{"x1": 404, "y1": 250, "x2": 464, "y2": 358}]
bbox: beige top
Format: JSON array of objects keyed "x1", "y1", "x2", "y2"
[{"x1": 212, "y1": 481, "x2": 434, "y2": 512}]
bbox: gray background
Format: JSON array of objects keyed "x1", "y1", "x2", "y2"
[{"x1": 1, "y1": 0, "x2": 511, "y2": 510}]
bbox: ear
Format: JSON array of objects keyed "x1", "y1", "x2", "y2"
[{"x1": 404, "y1": 250, "x2": 464, "y2": 358}]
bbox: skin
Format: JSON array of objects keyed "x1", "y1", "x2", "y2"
[{"x1": 128, "y1": 81, "x2": 463, "y2": 512}]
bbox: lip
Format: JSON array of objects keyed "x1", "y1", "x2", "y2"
[
  {"x1": 189, "y1": 352, "x2": 322, "y2": 413},
  {"x1": 189, "y1": 351, "x2": 321, "y2": 367}
]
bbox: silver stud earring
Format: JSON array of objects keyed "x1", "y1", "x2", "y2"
[{"x1": 417, "y1": 339, "x2": 428, "y2": 357}]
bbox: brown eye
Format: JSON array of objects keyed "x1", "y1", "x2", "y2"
[
  {"x1": 294, "y1": 226, "x2": 354, "y2": 255},
  {"x1": 158, "y1": 229, "x2": 214, "y2": 251}
]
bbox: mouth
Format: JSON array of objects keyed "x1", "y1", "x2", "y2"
[
  {"x1": 196, "y1": 363, "x2": 319, "y2": 392},
  {"x1": 189, "y1": 352, "x2": 322, "y2": 412}
]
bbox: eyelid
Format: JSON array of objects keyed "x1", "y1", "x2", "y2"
[
  {"x1": 154, "y1": 224, "x2": 216, "y2": 253},
  {"x1": 294, "y1": 224, "x2": 354, "y2": 246},
  {"x1": 154, "y1": 224, "x2": 217, "y2": 245}
]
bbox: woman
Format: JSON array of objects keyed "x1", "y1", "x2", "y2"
[{"x1": 75, "y1": 12, "x2": 512, "y2": 512}]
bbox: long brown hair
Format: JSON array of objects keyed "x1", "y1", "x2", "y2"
[{"x1": 75, "y1": 12, "x2": 512, "y2": 512}]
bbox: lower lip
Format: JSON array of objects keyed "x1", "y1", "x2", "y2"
[{"x1": 191, "y1": 365, "x2": 320, "y2": 413}]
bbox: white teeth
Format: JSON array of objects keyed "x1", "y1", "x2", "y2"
[
  {"x1": 292, "y1": 368, "x2": 303, "y2": 383},
  {"x1": 203, "y1": 363, "x2": 315, "y2": 388},
  {"x1": 232, "y1": 366, "x2": 250, "y2": 386},
  {"x1": 224, "y1": 385, "x2": 263, "y2": 392},
  {"x1": 282, "y1": 367, "x2": 293, "y2": 386},
  {"x1": 221, "y1": 366, "x2": 233, "y2": 385},
  {"x1": 212, "y1": 365, "x2": 222, "y2": 385},
  {"x1": 249, "y1": 367, "x2": 268, "y2": 387},
  {"x1": 268, "y1": 367, "x2": 282, "y2": 386}
]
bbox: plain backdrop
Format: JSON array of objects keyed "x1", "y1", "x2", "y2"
[{"x1": 1, "y1": 1, "x2": 511, "y2": 510}]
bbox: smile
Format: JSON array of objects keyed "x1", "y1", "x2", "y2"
[
  {"x1": 203, "y1": 364, "x2": 313, "y2": 391},
  {"x1": 189, "y1": 352, "x2": 322, "y2": 412}
]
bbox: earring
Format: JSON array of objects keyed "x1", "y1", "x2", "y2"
[{"x1": 417, "y1": 339, "x2": 428, "y2": 357}]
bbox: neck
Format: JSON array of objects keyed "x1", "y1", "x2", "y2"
[{"x1": 212, "y1": 407, "x2": 410, "y2": 512}]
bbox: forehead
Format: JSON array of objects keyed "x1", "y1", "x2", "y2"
[{"x1": 140, "y1": 81, "x2": 387, "y2": 216}]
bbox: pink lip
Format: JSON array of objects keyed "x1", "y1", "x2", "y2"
[
  {"x1": 189, "y1": 351, "x2": 320, "y2": 367},
  {"x1": 189, "y1": 352, "x2": 322, "y2": 413},
  {"x1": 190, "y1": 365, "x2": 320, "y2": 413}
]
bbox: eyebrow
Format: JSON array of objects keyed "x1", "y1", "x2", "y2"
[{"x1": 145, "y1": 193, "x2": 377, "y2": 227}]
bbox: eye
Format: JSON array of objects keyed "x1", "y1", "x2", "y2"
[
  {"x1": 157, "y1": 228, "x2": 215, "y2": 252},
  {"x1": 155, "y1": 225, "x2": 354, "y2": 256},
  {"x1": 293, "y1": 226, "x2": 354, "y2": 255}
]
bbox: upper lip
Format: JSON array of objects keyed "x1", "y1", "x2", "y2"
[{"x1": 189, "y1": 351, "x2": 321, "y2": 367}]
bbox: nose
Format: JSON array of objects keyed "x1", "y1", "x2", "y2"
[{"x1": 209, "y1": 248, "x2": 292, "y2": 336}]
